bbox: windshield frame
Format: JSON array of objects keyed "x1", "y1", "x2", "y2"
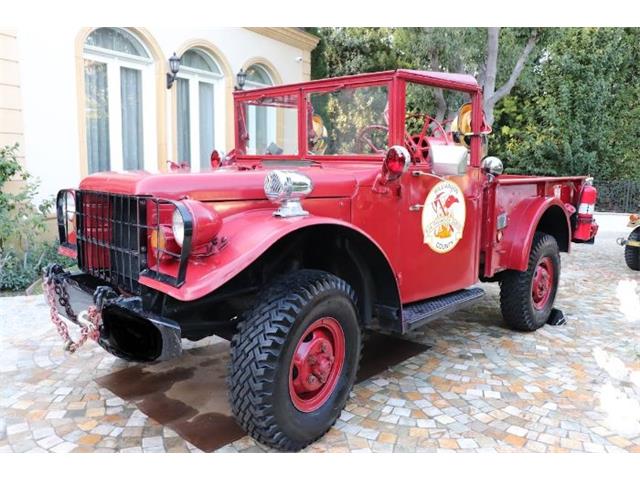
[
  {"x1": 235, "y1": 92, "x2": 301, "y2": 158},
  {"x1": 232, "y1": 70, "x2": 482, "y2": 165}
]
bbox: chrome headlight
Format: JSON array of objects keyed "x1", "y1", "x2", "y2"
[
  {"x1": 172, "y1": 208, "x2": 185, "y2": 247},
  {"x1": 264, "y1": 170, "x2": 313, "y2": 218},
  {"x1": 171, "y1": 200, "x2": 223, "y2": 250}
]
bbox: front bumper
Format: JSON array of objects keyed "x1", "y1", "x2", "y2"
[{"x1": 46, "y1": 268, "x2": 182, "y2": 362}]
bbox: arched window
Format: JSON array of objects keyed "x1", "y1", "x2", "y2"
[
  {"x1": 83, "y1": 28, "x2": 156, "y2": 173},
  {"x1": 175, "y1": 48, "x2": 225, "y2": 171},
  {"x1": 245, "y1": 64, "x2": 273, "y2": 88},
  {"x1": 244, "y1": 64, "x2": 276, "y2": 154}
]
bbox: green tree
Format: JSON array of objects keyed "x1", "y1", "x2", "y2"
[
  {"x1": 308, "y1": 27, "x2": 399, "y2": 78},
  {"x1": 395, "y1": 27, "x2": 545, "y2": 125},
  {"x1": 309, "y1": 27, "x2": 640, "y2": 181},
  {"x1": 494, "y1": 28, "x2": 640, "y2": 180}
]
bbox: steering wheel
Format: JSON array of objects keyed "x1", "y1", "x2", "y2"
[
  {"x1": 355, "y1": 114, "x2": 449, "y2": 161},
  {"x1": 355, "y1": 124, "x2": 389, "y2": 154},
  {"x1": 404, "y1": 114, "x2": 448, "y2": 164}
]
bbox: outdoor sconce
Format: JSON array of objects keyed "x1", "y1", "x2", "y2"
[
  {"x1": 166, "y1": 52, "x2": 181, "y2": 89},
  {"x1": 235, "y1": 68, "x2": 247, "y2": 91}
]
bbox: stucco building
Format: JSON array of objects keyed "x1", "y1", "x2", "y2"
[{"x1": 0, "y1": 27, "x2": 319, "y2": 201}]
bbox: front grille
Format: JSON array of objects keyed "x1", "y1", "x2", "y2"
[{"x1": 76, "y1": 191, "x2": 148, "y2": 295}]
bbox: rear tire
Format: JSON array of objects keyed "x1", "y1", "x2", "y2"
[
  {"x1": 624, "y1": 228, "x2": 640, "y2": 271},
  {"x1": 229, "y1": 270, "x2": 361, "y2": 451},
  {"x1": 499, "y1": 233, "x2": 560, "y2": 332}
]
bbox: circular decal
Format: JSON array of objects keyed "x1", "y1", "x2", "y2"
[{"x1": 421, "y1": 180, "x2": 466, "y2": 253}]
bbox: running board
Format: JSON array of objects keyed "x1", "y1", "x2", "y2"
[{"x1": 403, "y1": 287, "x2": 485, "y2": 332}]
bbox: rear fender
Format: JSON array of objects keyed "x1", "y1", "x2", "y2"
[
  {"x1": 139, "y1": 209, "x2": 400, "y2": 309},
  {"x1": 501, "y1": 197, "x2": 571, "y2": 272}
]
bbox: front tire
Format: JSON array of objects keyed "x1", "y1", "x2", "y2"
[
  {"x1": 624, "y1": 228, "x2": 640, "y2": 271},
  {"x1": 499, "y1": 233, "x2": 560, "y2": 332},
  {"x1": 229, "y1": 270, "x2": 361, "y2": 451}
]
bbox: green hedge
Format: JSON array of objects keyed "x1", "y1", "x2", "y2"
[{"x1": 0, "y1": 143, "x2": 74, "y2": 292}]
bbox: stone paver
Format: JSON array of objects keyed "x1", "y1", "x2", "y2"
[{"x1": 1, "y1": 214, "x2": 640, "y2": 452}]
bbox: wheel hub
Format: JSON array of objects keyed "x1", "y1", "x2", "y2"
[
  {"x1": 289, "y1": 317, "x2": 345, "y2": 412},
  {"x1": 532, "y1": 257, "x2": 554, "y2": 309}
]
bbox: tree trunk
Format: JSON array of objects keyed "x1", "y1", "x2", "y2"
[{"x1": 482, "y1": 28, "x2": 539, "y2": 126}]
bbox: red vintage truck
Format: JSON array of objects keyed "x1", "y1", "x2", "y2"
[{"x1": 46, "y1": 69, "x2": 598, "y2": 451}]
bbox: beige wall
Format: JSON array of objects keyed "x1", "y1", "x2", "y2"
[
  {"x1": 0, "y1": 29, "x2": 25, "y2": 194},
  {"x1": 0, "y1": 29, "x2": 24, "y2": 160}
]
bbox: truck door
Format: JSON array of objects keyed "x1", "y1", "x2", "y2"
[{"x1": 396, "y1": 139, "x2": 483, "y2": 304}]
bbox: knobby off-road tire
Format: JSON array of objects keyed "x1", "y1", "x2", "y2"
[
  {"x1": 499, "y1": 233, "x2": 560, "y2": 332},
  {"x1": 229, "y1": 270, "x2": 362, "y2": 451},
  {"x1": 624, "y1": 228, "x2": 640, "y2": 271}
]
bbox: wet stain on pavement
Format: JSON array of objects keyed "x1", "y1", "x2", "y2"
[
  {"x1": 98, "y1": 366, "x2": 196, "y2": 398},
  {"x1": 97, "y1": 334, "x2": 429, "y2": 452},
  {"x1": 358, "y1": 333, "x2": 430, "y2": 383},
  {"x1": 97, "y1": 342, "x2": 243, "y2": 452}
]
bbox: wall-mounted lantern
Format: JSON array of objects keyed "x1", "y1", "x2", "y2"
[
  {"x1": 235, "y1": 68, "x2": 247, "y2": 91},
  {"x1": 166, "y1": 52, "x2": 181, "y2": 89}
]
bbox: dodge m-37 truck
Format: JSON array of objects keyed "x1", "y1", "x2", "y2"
[{"x1": 46, "y1": 70, "x2": 599, "y2": 450}]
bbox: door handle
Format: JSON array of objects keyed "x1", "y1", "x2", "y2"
[
  {"x1": 411, "y1": 170, "x2": 445, "y2": 181},
  {"x1": 409, "y1": 204, "x2": 423, "y2": 212}
]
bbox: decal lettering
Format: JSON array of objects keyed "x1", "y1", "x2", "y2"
[{"x1": 421, "y1": 180, "x2": 466, "y2": 253}]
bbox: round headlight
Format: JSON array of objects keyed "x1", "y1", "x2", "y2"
[{"x1": 172, "y1": 208, "x2": 185, "y2": 247}]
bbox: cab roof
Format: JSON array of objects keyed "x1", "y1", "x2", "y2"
[{"x1": 234, "y1": 69, "x2": 481, "y2": 99}]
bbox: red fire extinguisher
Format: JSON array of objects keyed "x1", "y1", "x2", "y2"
[{"x1": 573, "y1": 178, "x2": 599, "y2": 242}]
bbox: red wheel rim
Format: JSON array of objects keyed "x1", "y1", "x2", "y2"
[
  {"x1": 289, "y1": 317, "x2": 345, "y2": 413},
  {"x1": 532, "y1": 257, "x2": 554, "y2": 310}
]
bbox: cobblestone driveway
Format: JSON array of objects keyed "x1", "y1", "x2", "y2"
[{"x1": 1, "y1": 216, "x2": 640, "y2": 453}]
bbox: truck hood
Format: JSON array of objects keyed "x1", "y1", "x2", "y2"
[{"x1": 78, "y1": 164, "x2": 375, "y2": 202}]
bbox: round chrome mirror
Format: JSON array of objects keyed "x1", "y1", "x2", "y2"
[{"x1": 481, "y1": 156, "x2": 504, "y2": 176}]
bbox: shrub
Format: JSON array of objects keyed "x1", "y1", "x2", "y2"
[{"x1": 0, "y1": 143, "x2": 73, "y2": 291}]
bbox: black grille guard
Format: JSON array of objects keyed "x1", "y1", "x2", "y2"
[{"x1": 57, "y1": 189, "x2": 193, "y2": 294}]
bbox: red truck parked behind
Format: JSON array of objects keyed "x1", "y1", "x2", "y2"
[{"x1": 46, "y1": 70, "x2": 598, "y2": 450}]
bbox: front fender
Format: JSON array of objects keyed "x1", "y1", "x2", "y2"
[
  {"x1": 139, "y1": 209, "x2": 396, "y2": 302},
  {"x1": 501, "y1": 196, "x2": 571, "y2": 272}
]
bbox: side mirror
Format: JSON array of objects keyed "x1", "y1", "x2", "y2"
[{"x1": 481, "y1": 156, "x2": 504, "y2": 177}]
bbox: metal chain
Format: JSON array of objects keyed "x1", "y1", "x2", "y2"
[
  {"x1": 52, "y1": 274, "x2": 77, "y2": 322},
  {"x1": 44, "y1": 276, "x2": 102, "y2": 353}
]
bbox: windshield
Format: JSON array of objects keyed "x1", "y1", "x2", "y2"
[
  {"x1": 307, "y1": 85, "x2": 389, "y2": 155},
  {"x1": 237, "y1": 94, "x2": 298, "y2": 155}
]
